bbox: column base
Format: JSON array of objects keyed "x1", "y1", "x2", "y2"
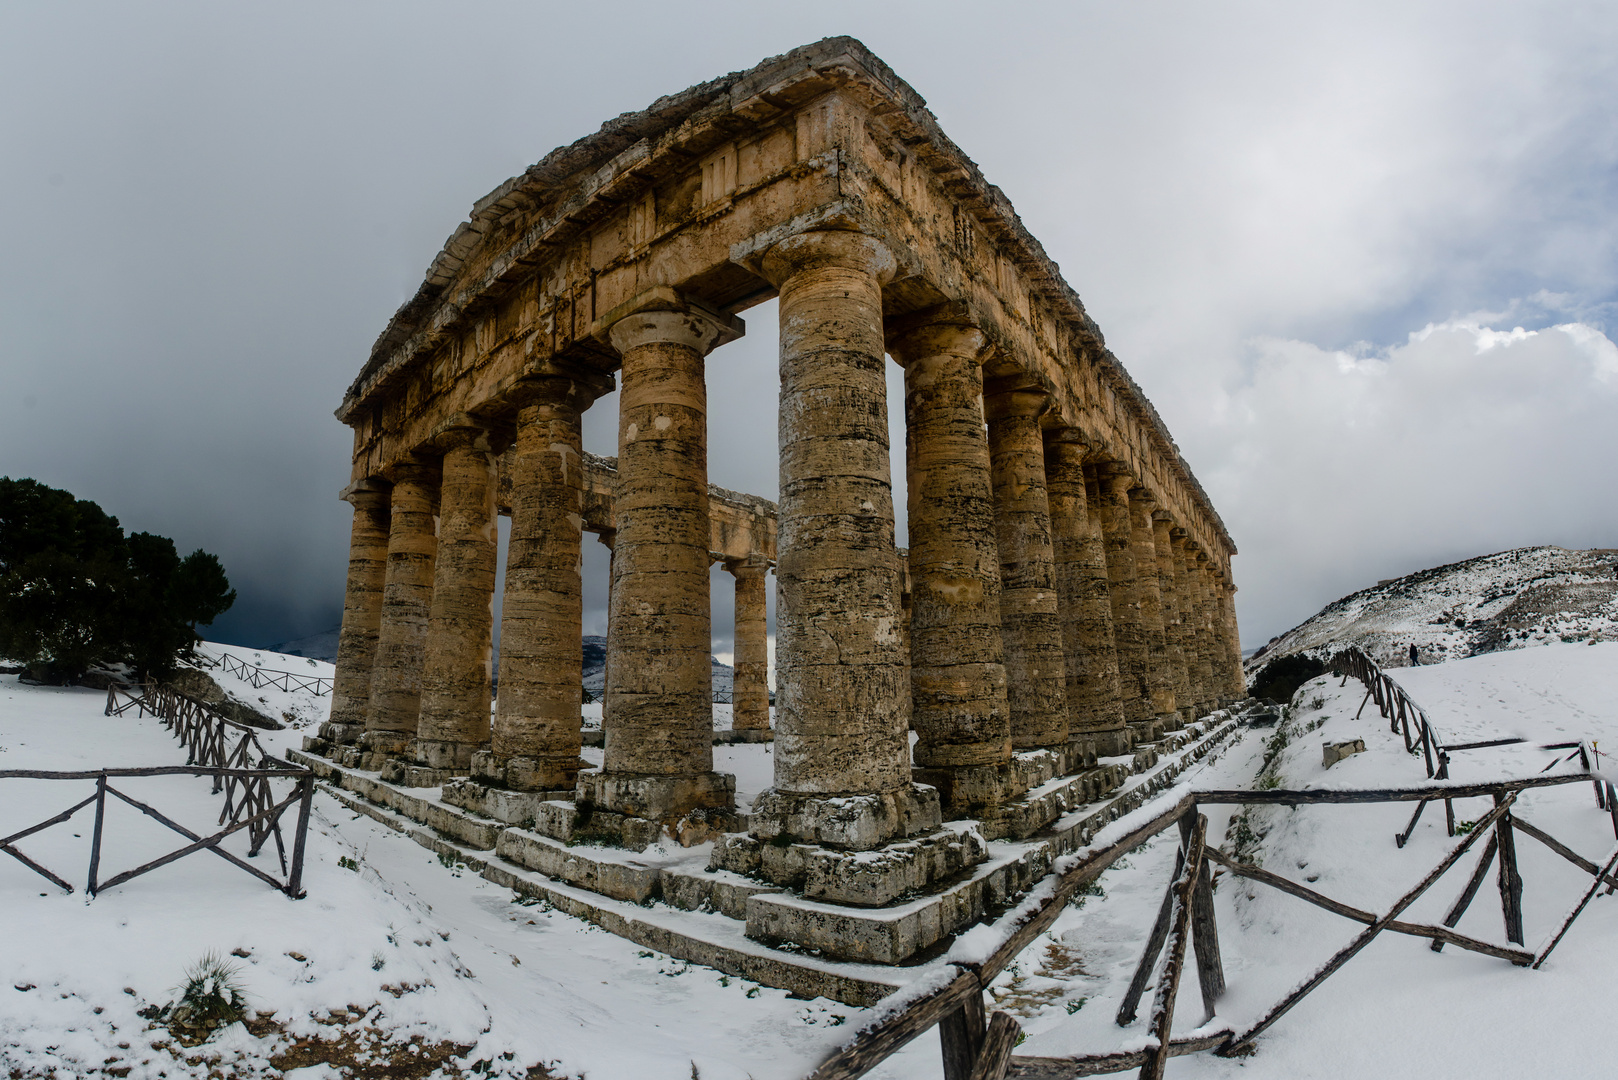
[
  {"x1": 912, "y1": 760, "x2": 1035, "y2": 822},
  {"x1": 577, "y1": 770, "x2": 742, "y2": 846},
  {"x1": 746, "y1": 783, "x2": 942, "y2": 851},
  {"x1": 1072, "y1": 726, "x2": 1134, "y2": 758},
  {"x1": 470, "y1": 749, "x2": 581, "y2": 792},
  {"x1": 441, "y1": 777, "x2": 575, "y2": 827},
  {"x1": 711, "y1": 823, "x2": 987, "y2": 908},
  {"x1": 409, "y1": 737, "x2": 478, "y2": 771},
  {"x1": 317, "y1": 721, "x2": 366, "y2": 746}
]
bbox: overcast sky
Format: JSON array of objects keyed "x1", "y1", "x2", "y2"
[{"x1": 3, "y1": 1, "x2": 1615, "y2": 659}]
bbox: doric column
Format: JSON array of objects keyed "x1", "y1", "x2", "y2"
[
  {"x1": 413, "y1": 423, "x2": 501, "y2": 772},
  {"x1": 587, "y1": 288, "x2": 741, "y2": 826},
  {"x1": 363, "y1": 460, "x2": 440, "y2": 756},
  {"x1": 889, "y1": 309, "x2": 1021, "y2": 819},
  {"x1": 480, "y1": 377, "x2": 596, "y2": 792},
  {"x1": 985, "y1": 387, "x2": 1069, "y2": 752},
  {"x1": 1093, "y1": 463, "x2": 1152, "y2": 727},
  {"x1": 748, "y1": 229, "x2": 929, "y2": 848},
  {"x1": 324, "y1": 481, "x2": 391, "y2": 745},
  {"x1": 1175, "y1": 534, "x2": 1213, "y2": 715},
  {"x1": 1046, "y1": 436, "x2": 1128, "y2": 756},
  {"x1": 729, "y1": 560, "x2": 771, "y2": 732},
  {"x1": 1220, "y1": 576, "x2": 1245, "y2": 699},
  {"x1": 1128, "y1": 486, "x2": 1179, "y2": 726},
  {"x1": 1153, "y1": 515, "x2": 1194, "y2": 725}
]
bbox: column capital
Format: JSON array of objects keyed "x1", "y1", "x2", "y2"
[
  {"x1": 983, "y1": 380, "x2": 1051, "y2": 422},
  {"x1": 341, "y1": 478, "x2": 392, "y2": 509},
  {"x1": 426, "y1": 413, "x2": 509, "y2": 456},
  {"x1": 505, "y1": 365, "x2": 615, "y2": 415},
  {"x1": 885, "y1": 300, "x2": 990, "y2": 368},
  {"x1": 380, "y1": 455, "x2": 441, "y2": 486},
  {"x1": 758, "y1": 229, "x2": 896, "y2": 288},
  {"x1": 1169, "y1": 526, "x2": 1189, "y2": 542},
  {"x1": 591, "y1": 285, "x2": 744, "y2": 356}
]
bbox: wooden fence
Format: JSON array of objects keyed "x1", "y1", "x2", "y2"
[
  {"x1": 211, "y1": 652, "x2": 333, "y2": 697},
  {"x1": 0, "y1": 682, "x2": 314, "y2": 899},
  {"x1": 805, "y1": 768, "x2": 1615, "y2": 1080},
  {"x1": 1329, "y1": 645, "x2": 1615, "y2": 845}
]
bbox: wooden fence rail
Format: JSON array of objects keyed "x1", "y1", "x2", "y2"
[
  {"x1": 805, "y1": 764, "x2": 1613, "y2": 1080},
  {"x1": 1328, "y1": 646, "x2": 1612, "y2": 844},
  {"x1": 210, "y1": 652, "x2": 333, "y2": 697}
]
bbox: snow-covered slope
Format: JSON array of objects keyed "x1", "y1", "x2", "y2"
[{"x1": 1251, "y1": 546, "x2": 1618, "y2": 670}]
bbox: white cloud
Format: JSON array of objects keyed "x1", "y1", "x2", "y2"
[{"x1": 1193, "y1": 316, "x2": 1618, "y2": 644}]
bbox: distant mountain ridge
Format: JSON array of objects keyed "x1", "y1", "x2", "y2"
[
  {"x1": 275, "y1": 629, "x2": 736, "y2": 692},
  {"x1": 1250, "y1": 546, "x2": 1618, "y2": 671}
]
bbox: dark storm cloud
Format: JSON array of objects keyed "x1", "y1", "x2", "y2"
[{"x1": 3, "y1": 0, "x2": 1616, "y2": 659}]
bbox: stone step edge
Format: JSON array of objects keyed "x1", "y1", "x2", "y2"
[
  {"x1": 737, "y1": 717, "x2": 1243, "y2": 964},
  {"x1": 309, "y1": 776, "x2": 902, "y2": 1007}
]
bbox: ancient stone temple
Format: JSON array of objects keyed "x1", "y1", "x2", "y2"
[{"x1": 306, "y1": 37, "x2": 1242, "y2": 971}]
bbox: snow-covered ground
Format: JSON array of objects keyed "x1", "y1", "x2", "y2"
[{"x1": 7, "y1": 643, "x2": 1618, "y2": 1078}]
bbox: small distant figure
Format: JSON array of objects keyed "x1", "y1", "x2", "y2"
[{"x1": 1409, "y1": 643, "x2": 1420, "y2": 667}]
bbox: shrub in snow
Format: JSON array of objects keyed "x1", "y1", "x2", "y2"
[{"x1": 166, "y1": 951, "x2": 248, "y2": 1036}]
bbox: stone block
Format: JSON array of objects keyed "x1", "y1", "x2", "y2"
[
  {"x1": 747, "y1": 783, "x2": 941, "y2": 851},
  {"x1": 1323, "y1": 739, "x2": 1366, "y2": 768},
  {"x1": 440, "y1": 778, "x2": 573, "y2": 826},
  {"x1": 318, "y1": 721, "x2": 365, "y2": 745},
  {"x1": 301, "y1": 736, "x2": 332, "y2": 756},
  {"x1": 661, "y1": 866, "x2": 782, "y2": 918},
  {"x1": 804, "y1": 827, "x2": 987, "y2": 906},
  {"x1": 578, "y1": 770, "x2": 735, "y2": 822},
  {"x1": 495, "y1": 828, "x2": 661, "y2": 904}
]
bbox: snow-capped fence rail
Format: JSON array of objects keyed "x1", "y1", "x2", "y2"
[
  {"x1": 210, "y1": 651, "x2": 333, "y2": 696},
  {"x1": 82, "y1": 682, "x2": 317, "y2": 897},
  {"x1": 1329, "y1": 645, "x2": 1616, "y2": 845},
  {"x1": 807, "y1": 770, "x2": 1616, "y2": 1080},
  {"x1": 0, "y1": 763, "x2": 314, "y2": 898}
]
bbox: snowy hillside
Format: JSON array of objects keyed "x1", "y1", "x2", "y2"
[{"x1": 1250, "y1": 545, "x2": 1618, "y2": 670}]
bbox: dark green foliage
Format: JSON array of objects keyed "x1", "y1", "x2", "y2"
[
  {"x1": 0, "y1": 477, "x2": 235, "y2": 682},
  {"x1": 1248, "y1": 652, "x2": 1327, "y2": 706}
]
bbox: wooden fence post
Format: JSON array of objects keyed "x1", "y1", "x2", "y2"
[
  {"x1": 86, "y1": 773, "x2": 107, "y2": 896},
  {"x1": 939, "y1": 988, "x2": 986, "y2": 1080},
  {"x1": 1494, "y1": 793, "x2": 1524, "y2": 945},
  {"x1": 1182, "y1": 812, "x2": 1225, "y2": 1020},
  {"x1": 285, "y1": 773, "x2": 315, "y2": 898}
]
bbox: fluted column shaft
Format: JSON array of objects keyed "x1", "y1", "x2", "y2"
[
  {"x1": 1220, "y1": 579, "x2": 1245, "y2": 698},
  {"x1": 1046, "y1": 439, "x2": 1126, "y2": 750},
  {"x1": 761, "y1": 230, "x2": 910, "y2": 799},
  {"x1": 487, "y1": 383, "x2": 590, "y2": 791},
  {"x1": 598, "y1": 300, "x2": 735, "y2": 815},
  {"x1": 730, "y1": 563, "x2": 770, "y2": 732},
  {"x1": 326, "y1": 484, "x2": 391, "y2": 742},
  {"x1": 892, "y1": 319, "x2": 1011, "y2": 773},
  {"x1": 364, "y1": 462, "x2": 439, "y2": 753},
  {"x1": 1128, "y1": 488, "x2": 1178, "y2": 723},
  {"x1": 415, "y1": 428, "x2": 500, "y2": 769},
  {"x1": 986, "y1": 391, "x2": 1069, "y2": 751},
  {"x1": 1095, "y1": 467, "x2": 1151, "y2": 726},
  {"x1": 1153, "y1": 517, "x2": 1193, "y2": 724},
  {"x1": 1175, "y1": 538, "x2": 1210, "y2": 714}
]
